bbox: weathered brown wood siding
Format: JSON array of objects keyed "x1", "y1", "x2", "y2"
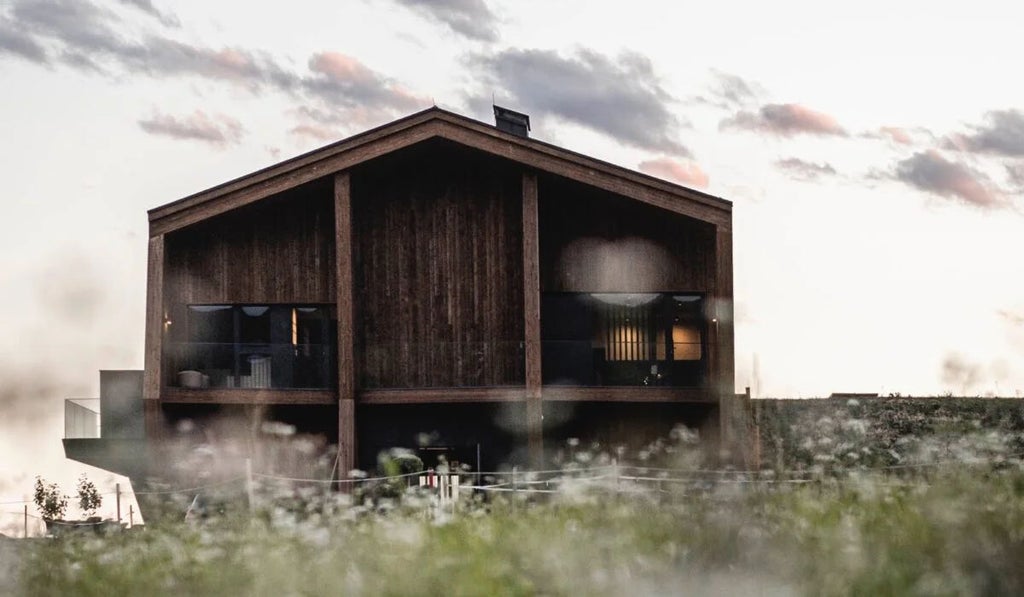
[
  {"x1": 143, "y1": 235, "x2": 165, "y2": 432},
  {"x1": 334, "y1": 171, "x2": 357, "y2": 481},
  {"x1": 163, "y1": 180, "x2": 336, "y2": 306},
  {"x1": 352, "y1": 141, "x2": 525, "y2": 388},
  {"x1": 538, "y1": 175, "x2": 716, "y2": 293}
]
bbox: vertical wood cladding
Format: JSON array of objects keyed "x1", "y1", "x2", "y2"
[
  {"x1": 164, "y1": 180, "x2": 336, "y2": 306},
  {"x1": 539, "y1": 175, "x2": 716, "y2": 293},
  {"x1": 353, "y1": 141, "x2": 525, "y2": 388}
]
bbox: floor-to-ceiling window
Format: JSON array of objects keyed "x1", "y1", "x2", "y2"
[
  {"x1": 540, "y1": 293, "x2": 705, "y2": 386},
  {"x1": 168, "y1": 304, "x2": 336, "y2": 390}
]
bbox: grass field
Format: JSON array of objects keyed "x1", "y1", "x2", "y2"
[{"x1": 5, "y1": 398, "x2": 1024, "y2": 596}]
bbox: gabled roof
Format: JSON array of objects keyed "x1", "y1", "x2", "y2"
[{"x1": 148, "y1": 107, "x2": 731, "y2": 236}]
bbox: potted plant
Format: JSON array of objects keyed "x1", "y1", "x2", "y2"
[{"x1": 34, "y1": 475, "x2": 116, "y2": 535}]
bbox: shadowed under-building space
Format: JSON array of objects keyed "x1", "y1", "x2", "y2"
[{"x1": 63, "y1": 106, "x2": 735, "y2": 512}]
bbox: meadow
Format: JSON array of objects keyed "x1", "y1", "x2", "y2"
[{"x1": 4, "y1": 398, "x2": 1024, "y2": 596}]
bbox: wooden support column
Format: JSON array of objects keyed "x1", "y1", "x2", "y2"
[
  {"x1": 714, "y1": 224, "x2": 736, "y2": 441},
  {"x1": 335, "y1": 171, "x2": 357, "y2": 481},
  {"x1": 522, "y1": 171, "x2": 543, "y2": 468},
  {"x1": 142, "y1": 234, "x2": 164, "y2": 438}
]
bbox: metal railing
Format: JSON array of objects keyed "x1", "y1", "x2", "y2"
[
  {"x1": 541, "y1": 340, "x2": 705, "y2": 387},
  {"x1": 166, "y1": 342, "x2": 336, "y2": 390}
]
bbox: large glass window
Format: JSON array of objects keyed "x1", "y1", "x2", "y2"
[
  {"x1": 168, "y1": 305, "x2": 336, "y2": 390},
  {"x1": 540, "y1": 293, "x2": 705, "y2": 387}
]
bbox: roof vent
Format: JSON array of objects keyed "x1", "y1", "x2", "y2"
[{"x1": 493, "y1": 105, "x2": 530, "y2": 137}]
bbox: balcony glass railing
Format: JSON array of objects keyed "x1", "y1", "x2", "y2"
[
  {"x1": 65, "y1": 399, "x2": 100, "y2": 438},
  {"x1": 360, "y1": 340, "x2": 525, "y2": 389},
  {"x1": 540, "y1": 341, "x2": 705, "y2": 387},
  {"x1": 167, "y1": 342, "x2": 336, "y2": 390}
]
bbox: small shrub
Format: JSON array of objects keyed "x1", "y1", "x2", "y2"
[
  {"x1": 33, "y1": 477, "x2": 68, "y2": 521},
  {"x1": 76, "y1": 474, "x2": 102, "y2": 518}
]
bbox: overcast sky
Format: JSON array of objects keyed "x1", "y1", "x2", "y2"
[{"x1": 2, "y1": 0, "x2": 1024, "y2": 520}]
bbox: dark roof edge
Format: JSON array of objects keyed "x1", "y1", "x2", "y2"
[
  {"x1": 149, "y1": 106, "x2": 731, "y2": 222},
  {"x1": 147, "y1": 107, "x2": 440, "y2": 218},
  {"x1": 431, "y1": 109, "x2": 729, "y2": 211}
]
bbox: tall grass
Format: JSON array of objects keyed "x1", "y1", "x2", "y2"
[{"x1": 7, "y1": 400, "x2": 1024, "y2": 596}]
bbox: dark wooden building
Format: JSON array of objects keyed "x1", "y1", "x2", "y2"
[{"x1": 65, "y1": 107, "x2": 734, "y2": 487}]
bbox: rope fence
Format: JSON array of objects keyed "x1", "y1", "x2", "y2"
[{"x1": 4, "y1": 451, "x2": 1020, "y2": 521}]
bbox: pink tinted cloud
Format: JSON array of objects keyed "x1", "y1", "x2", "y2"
[
  {"x1": 305, "y1": 51, "x2": 425, "y2": 113},
  {"x1": 638, "y1": 157, "x2": 709, "y2": 189},
  {"x1": 138, "y1": 110, "x2": 244, "y2": 146},
  {"x1": 308, "y1": 52, "x2": 375, "y2": 83},
  {"x1": 894, "y1": 150, "x2": 1006, "y2": 209},
  {"x1": 721, "y1": 103, "x2": 847, "y2": 137},
  {"x1": 212, "y1": 48, "x2": 253, "y2": 73},
  {"x1": 878, "y1": 126, "x2": 912, "y2": 144}
]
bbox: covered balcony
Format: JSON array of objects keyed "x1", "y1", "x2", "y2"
[
  {"x1": 540, "y1": 293, "x2": 707, "y2": 388},
  {"x1": 165, "y1": 304, "x2": 336, "y2": 391}
]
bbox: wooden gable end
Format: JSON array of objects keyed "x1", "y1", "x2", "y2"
[{"x1": 148, "y1": 108, "x2": 731, "y2": 237}]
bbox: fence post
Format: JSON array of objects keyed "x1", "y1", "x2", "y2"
[
  {"x1": 129, "y1": 505, "x2": 134, "y2": 528},
  {"x1": 24, "y1": 505, "x2": 28, "y2": 538},
  {"x1": 245, "y1": 458, "x2": 255, "y2": 514},
  {"x1": 512, "y1": 466, "x2": 518, "y2": 511},
  {"x1": 116, "y1": 483, "x2": 121, "y2": 524}
]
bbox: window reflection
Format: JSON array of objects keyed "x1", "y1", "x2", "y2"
[
  {"x1": 171, "y1": 305, "x2": 336, "y2": 390},
  {"x1": 541, "y1": 293, "x2": 705, "y2": 387}
]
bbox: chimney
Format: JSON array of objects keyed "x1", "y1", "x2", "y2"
[{"x1": 493, "y1": 105, "x2": 530, "y2": 137}]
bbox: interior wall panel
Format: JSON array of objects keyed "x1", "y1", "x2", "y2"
[{"x1": 538, "y1": 175, "x2": 716, "y2": 293}]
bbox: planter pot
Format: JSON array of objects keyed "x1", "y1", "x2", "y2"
[
  {"x1": 44, "y1": 518, "x2": 124, "y2": 537},
  {"x1": 178, "y1": 370, "x2": 204, "y2": 389}
]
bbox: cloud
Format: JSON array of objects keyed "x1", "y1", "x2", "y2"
[
  {"x1": 11, "y1": 0, "x2": 113, "y2": 50},
  {"x1": 1007, "y1": 162, "x2": 1024, "y2": 190},
  {"x1": 5, "y1": 0, "x2": 300, "y2": 85},
  {"x1": 945, "y1": 109, "x2": 1024, "y2": 157},
  {"x1": 393, "y1": 0, "x2": 498, "y2": 42},
  {"x1": 999, "y1": 309, "x2": 1024, "y2": 327},
  {"x1": 893, "y1": 150, "x2": 1006, "y2": 209},
  {"x1": 775, "y1": 157, "x2": 838, "y2": 182},
  {"x1": 305, "y1": 51, "x2": 424, "y2": 112},
  {"x1": 116, "y1": 0, "x2": 179, "y2": 27},
  {"x1": 138, "y1": 110, "x2": 245, "y2": 146},
  {"x1": 0, "y1": 0, "x2": 427, "y2": 132},
  {"x1": 471, "y1": 48, "x2": 690, "y2": 156},
  {"x1": 289, "y1": 123, "x2": 340, "y2": 142},
  {"x1": 691, "y1": 70, "x2": 763, "y2": 109},
  {"x1": 0, "y1": 17, "x2": 49, "y2": 63},
  {"x1": 720, "y1": 103, "x2": 847, "y2": 137},
  {"x1": 869, "y1": 126, "x2": 912, "y2": 145},
  {"x1": 710, "y1": 71, "x2": 759, "y2": 106},
  {"x1": 638, "y1": 157, "x2": 709, "y2": 189},
  {"x1": 861, "y1": 126, "x2": 937, "y2": 147}
]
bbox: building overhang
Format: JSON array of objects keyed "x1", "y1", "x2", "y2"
[{"x1": 63, "y1": 438, "x2": 153, "y2": 479}]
